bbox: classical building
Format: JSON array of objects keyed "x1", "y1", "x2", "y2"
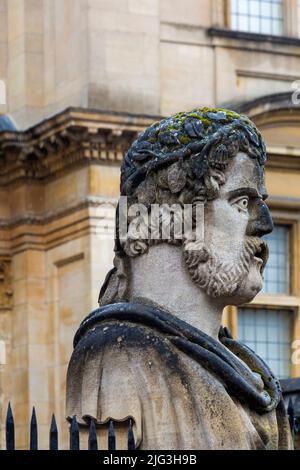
[{"x1": 0, "y1": 0, "x2": 300, "y2": 449}]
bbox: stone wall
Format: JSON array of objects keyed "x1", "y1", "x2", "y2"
[
  {"x1": 1, "y1": 0, "x2": 300, "y2": 449},
  {"x1": 0, "y1": 109, "x2": 154, "y2": 448},
  {"x1": 1, "y1": 0, "x2": 300, "y2": 129}
]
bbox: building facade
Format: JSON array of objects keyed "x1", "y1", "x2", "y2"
[{"x1": 0, "y1": 0, "x2": 300, "y2": 448}]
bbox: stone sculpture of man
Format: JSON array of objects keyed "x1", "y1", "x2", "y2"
[{"x1": 66, "y1": 107, "x2": 293, "y2": 449}]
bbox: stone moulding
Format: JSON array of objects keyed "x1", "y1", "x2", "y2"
[
  {"x1": 0, "y1": 201, "x2": 118, "y2": 254},
  {"x1": 225, "y1": 93, "x2": 300, "y2": 171},
  {"x1": 207, "y1": 27, "x2": 300, "y2": 47},
  {"x1": 0, "y1": 108, "x2": 159, "y2": 186},
  {"x1": 0, "y1": 196, "x2": 118, "y2": 229}
]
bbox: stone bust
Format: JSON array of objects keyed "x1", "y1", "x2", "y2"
[{"x1": 66, "y1": 107, "x2": 293, "y2": 449}]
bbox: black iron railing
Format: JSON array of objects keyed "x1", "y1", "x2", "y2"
[
  {"x1": 3, "y1": 400, "x2": 299, "y2": 450},
  {"x1": 4, "y1": 403, "x2": 135, "y2": 450}
]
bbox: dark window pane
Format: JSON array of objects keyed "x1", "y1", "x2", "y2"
[
  {"x1": 238, "y1": 308, "x2": 292, "y2": 379},
  {"x1": 262, "y1": 225, "x2": 290, "y2": 294}
]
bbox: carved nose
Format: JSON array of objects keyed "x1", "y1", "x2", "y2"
[{"x1": 247, "y1": 201, "x2": 274, "y2": 237}]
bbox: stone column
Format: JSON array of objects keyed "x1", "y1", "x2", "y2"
[{"x1": 10, "y1": 250, "x2": 49, "y2": 449}]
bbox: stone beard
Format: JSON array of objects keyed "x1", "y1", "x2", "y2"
[
  {"x1": 183, "y1": 235, "x2": 268, "y2": 300},
  {"x1": 66, "y1": 107, "x2": 293, "y2": 450}
]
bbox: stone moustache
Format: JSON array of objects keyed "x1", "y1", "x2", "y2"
[{"x1": 66, "y1": 107, "x2": 293, "y2": 450}]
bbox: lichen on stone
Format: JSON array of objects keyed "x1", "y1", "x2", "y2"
[{"x1": 121, "y1": 106, "x2": 266, "y2": 198}]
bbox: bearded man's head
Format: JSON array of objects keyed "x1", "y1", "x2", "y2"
[{"x1": 99, "y1": 107, "x2": 273, "y2": 307}]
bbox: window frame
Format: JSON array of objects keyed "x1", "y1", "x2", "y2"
[
  {"x1": 237, "y1": 304, "x2": 296, "y2": 379},
  {"x1": 261, "y1": 222, "x2": 292, "y2": 296},
  {"x1": 223, "y1": 0, "x2": 300, "y2": 38},
  {"x1": 229, "y1": 0, "x2": 285, "y2": 37}
]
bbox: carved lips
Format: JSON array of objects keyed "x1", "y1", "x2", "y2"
[{"x1": 253, "y1": 239, "x2": 269, "y2": 274}]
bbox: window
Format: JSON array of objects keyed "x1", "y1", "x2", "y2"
[
  {"x1": 238, "y1": 307, "x2": 292, "y2": 378},
  {"x1": 237, "y1": 224, "x2": 294, "y2": 379},
  {"x1": 230, "y1": 0, "x2": 284, "y2": 35},
  {"x1": 262, "y1": 224, "x2": 290, "y2": 294}
]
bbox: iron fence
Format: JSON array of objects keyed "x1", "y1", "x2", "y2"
[
  {"x1": 2, "y1": 399, "x2": 299, "y2": 450},
  {"x1": 4, "y1": 403, "x2": 135, "y2": 450}
]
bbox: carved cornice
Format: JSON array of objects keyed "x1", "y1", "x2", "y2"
[
  {"x1": 0, "y1": 196, "x2": 118, "y2": 229},
  {"x1": 0, "y1": 202, "x2": 117, "y2": 254},
  {"x1": 0, "y1": 258, "x2": 12, "y2": 310},
  {"x1": 208, "y1": 27, "x2": 300, "y2": 48},
  {"x1": 1, "y1": 104, "x2": 300, "y2": 185},
  {"x1": 266, "y1": 152, "x2": 300, "y2": 171},
  {"x1": 0, "y1": 108, "x2": 160, "y2": 186}
]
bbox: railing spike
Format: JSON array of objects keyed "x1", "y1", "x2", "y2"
[
  {"x1": 30, "y1": 406, "x2": 38, "y2": 450},
  {"x1": 88, "y1": 419, "x2": 98, "y2": 450},
  {"x1": 108, "y1": 419, "x2": 116, "y2": 450},
  {"x1": 69, "y1": 415, "x2": 80, "y2": 450},
  {"x1": 6, "y1": 402, "x2": 15, "y2": 450},
  {"x1": 288, "y1": 397, "x2": 295, "y2": 433},
  {"x1": 49, "y1": 414, "x2": 58, "y2": 450},
  {"x1": 127, "y1": 418, "x2": 135, "y2": 450}
]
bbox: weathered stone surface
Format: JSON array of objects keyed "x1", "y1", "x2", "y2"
[
  {"x1": 66, "y1": 107, "x2": 293, "y2": 449},
  {"x1": 0, "y1": 109, "x2": 152, "y2": 449},
  {"x1": 1, "y1": 0, "x2": 300, "y2": 129},
  {"x1": 0, "y1": 258, "x2": 12, "y2": 310}
]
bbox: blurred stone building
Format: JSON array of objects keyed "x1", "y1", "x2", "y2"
[{"x1": 0, "y1": 0, "x2": 300, "y2": 449}]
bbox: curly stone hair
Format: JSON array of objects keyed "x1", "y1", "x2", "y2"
[{"x1": 121, "y1": 107, "x2": 266, "y2": 199}]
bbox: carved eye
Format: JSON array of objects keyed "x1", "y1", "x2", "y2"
[{"x1": 234, "y1": 196, "x2": 249, "y2": 213}]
